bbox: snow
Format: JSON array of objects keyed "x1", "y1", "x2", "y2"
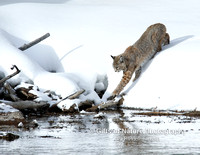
[
  {"x1": 0, "y1": 0, "x2": 200, "y2": 111},
  {"x1": 94, "y1": 112, "x2": 105, "y2": 118},
  {"x1": 18, "y1": 122, "x2": 24, "y2": 128},
  {"x1": 34, "y1": 72, "x2": 80, "y2": 98},
  {"x1": 0, "y1": 103, "x2": 19, "y2": 113}
]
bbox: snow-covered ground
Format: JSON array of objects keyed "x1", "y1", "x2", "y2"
[{"x1": 0, "y1": 0, "x2": 200, "y2": 111}]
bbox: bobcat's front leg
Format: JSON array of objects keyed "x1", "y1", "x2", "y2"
[
  {"x1": 120, "y1": 66, "x2": 141, "y2": 97},
  {"x1": 107, "y1": 70, "x2": 133, "y2": 100}
]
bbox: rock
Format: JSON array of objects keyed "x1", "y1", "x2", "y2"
[
  {"x1": 31, "y1": 119, "x2": 39, "y2": 128},
  {"x1": 0, "y1": 103, "x2": 25, "y2": 126},
  {"x1": 65, "y1": 103, "x2": 79, "y2": 113},
  {"x1": 78, "y1": 100, "x2": 93, "y2": 111},
  {"x1": 0, "y1": 132, "x2": 19, "y2": 141}
]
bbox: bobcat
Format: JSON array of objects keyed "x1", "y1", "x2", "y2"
[{"x1": 107, "y1": 23, "x2": 170, "y2": 100}]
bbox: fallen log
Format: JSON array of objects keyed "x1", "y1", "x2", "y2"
[
  {"x1": 0, "y1": 100, "x2": 49, "y2": 110},
  {"x1": 18, "y1": 33, "x2": 50, "y2": 51},
  {"x1": 99, "y1": 97, "x2": 124, "y2": 109},
  {"x1": 0, "y1": 65, "x2": 20, "y2": 85}
]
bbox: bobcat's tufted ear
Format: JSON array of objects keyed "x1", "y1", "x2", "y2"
[
  {"x1": 120, "y1": 56, "x2": 124, "y2": 63},
  {"x1": 111, "y1": 55, "x2": 115, "y2": 59}
]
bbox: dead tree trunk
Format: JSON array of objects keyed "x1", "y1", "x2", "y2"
[{"x1": 18, "y1": 33, "x2": 50, "y2": 51}]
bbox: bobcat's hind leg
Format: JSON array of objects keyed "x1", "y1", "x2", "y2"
[
  {"x1": 163, "y1": 33, "x2": 170, "y2": 45},
  {"x1": 157, "y1": 33, "x2": 170, "y2": 52}
]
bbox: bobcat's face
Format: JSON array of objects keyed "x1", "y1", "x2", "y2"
[{"x1": 111, "y1": 55, "x2": 127, "y2": 72}]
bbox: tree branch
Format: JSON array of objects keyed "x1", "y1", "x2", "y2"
[
  {"x1": 18, "y1": 33, "x2": 50, "y2": 51},
  {"x1": 63, "y1": 89, "x2": 85, "y2": 100},
  {"x1": 0, "y1": 65, "x2": 20, "y2": 85}
]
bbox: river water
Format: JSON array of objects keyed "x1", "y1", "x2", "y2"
[{"x1": 1, "y1": 109, "x2": 200, "y2": 154}]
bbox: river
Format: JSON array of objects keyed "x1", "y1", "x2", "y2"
[{"x1": 1, "y1": 109, "x2": 200, "y2": 154}]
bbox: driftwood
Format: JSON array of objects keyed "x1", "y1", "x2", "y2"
[
  {"x1": 86, "y1": 97, "x2": 124, "y2": 112},
  {"x1": 55, "y1": 89, "x2": 85, "y2": 104},
  {"x1": 0, "y1": 65, "x2": 20, "y2": 85},
  {"x1": 49, "y1": 89, "x2": 85, "y2": 112},
  {"x1": 18, "y1": 33, "x2": 50, "y2": 51},
  {"x1": 63, "y1": 89, "x2": 85, "y2": 100},
  {"x1": 99, "y1": 98, "x2": 124, "y2": 109},
  {"x1": 0, "y1": 100, "x2": 49, "y2": 110},
  {"x1": 4, "y1": 82, "x2": 21, "y2": 101},
  {"x1": 63, "y1": 98, "x2": 124, "y2": 113},
  {"x1": 16, "y1": 87, "x2": 37, "y2": 100}
]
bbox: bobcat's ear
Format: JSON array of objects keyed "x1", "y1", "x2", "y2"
[
  {"x1": 111, "y1": 55, "x2": 115, "y2": 59},
  {"x1": 120, "y1": 56, "x2": 124, "y2": 63}
]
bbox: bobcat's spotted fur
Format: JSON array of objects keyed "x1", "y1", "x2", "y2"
[{"x1": 108, "y1": 23, "x2": 170, "y2": 100}]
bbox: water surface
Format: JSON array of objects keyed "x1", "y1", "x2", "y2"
[{"x1": 1, "y1": 109, "x2": 200, "y2": 154}]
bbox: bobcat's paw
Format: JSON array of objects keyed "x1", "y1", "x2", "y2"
[
  {"x1": 107, "y1": 95, "x2": 116, "y2": 101},
  {"x1": 120, "y1": 93, "x2": 126, "y2": 97}
]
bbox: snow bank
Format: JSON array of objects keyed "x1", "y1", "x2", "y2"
[
  {"x1": 0, "y1": 28, "x2": 105, "y2": 104},
  {"x1": 34, "y1": 72, "x2": 80, "y2": 98},
  {"x1": 1, "y1": 0, "x2": 200, "y2": 110},
  {"x1": 0, "y1": 29, "x2": 43, "y2": 83},
  {"x1": 1, "y1": 30, "x2": 64, "y2": 73}
]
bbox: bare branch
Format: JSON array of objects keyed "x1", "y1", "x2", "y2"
[
  {"x1": 0, "y1": 65, "x2": 21, "y2": 85},
  {"x1": 61, "y1": 89, "x2": 85, "y2": 101},
  {"x1": 18, "y1": 33, "x2": 50, "y2": 51}
]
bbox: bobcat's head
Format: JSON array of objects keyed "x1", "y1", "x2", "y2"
[{"x1": 111, "y1": 55, "x2": 127, "y2": 72}]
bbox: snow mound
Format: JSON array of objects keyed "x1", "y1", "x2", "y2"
[
  {"x1": 1, "y1": 30, "x2": 64, "y2": 73},
  {"x1": 34, "y1": 72, "x2": 80, "y2": 98}
]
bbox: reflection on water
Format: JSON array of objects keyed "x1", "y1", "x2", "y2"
[{"x1": 1, "y1": 109, "x2": 200, "y2": 154}]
